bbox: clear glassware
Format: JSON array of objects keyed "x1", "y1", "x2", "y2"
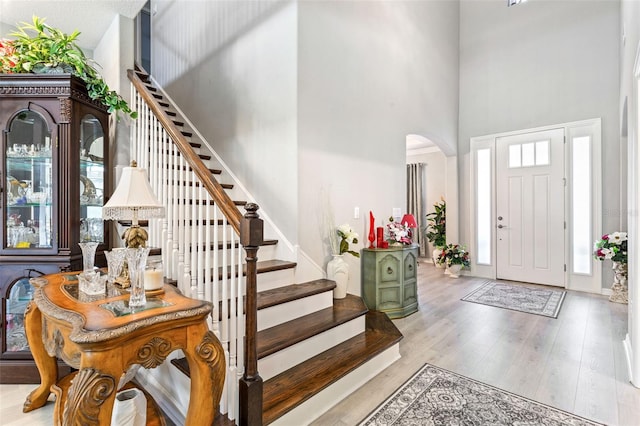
[
  {"x1": 78, "y1": 241, "x2": 99, "y2": 272},
  {"x1": 78, "y1": 270, "x2": 106, "y2": 296},
  {"x1": 105, "y1": 248, "x2": 126, "y2": 284},
  {"x1": 126, "y1": 247, "x2": 151, "y2": 308}
]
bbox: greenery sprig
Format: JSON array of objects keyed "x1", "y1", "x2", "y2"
[{"x1": 1, "y1": 16, "x2": 137, "y2": 118}]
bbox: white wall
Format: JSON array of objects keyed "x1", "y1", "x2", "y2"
[
  {"x1": 298, "y1": 0, "x2": 460, "y2": 293},
  {"x1": 151, "y1": 1, "x2": 299, "y2": 241},
  {"x1": 620, "y1": 0, "x2": 640, "y2": 388},
  {"x1": 149, "y1": 0, "x2": 460, "y2": 293},
  {"x1": 459, "y1": 0, "x2": 620, "y2": 277}
]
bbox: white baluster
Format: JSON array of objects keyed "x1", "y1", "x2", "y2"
[
  {"x1": 197, "y1": 184, "x2": 205, "y2": 300},
  {"x1": 190, "y1": 169, "x2": 198, "y2": 298},
  {"x1": 160, "y1": 129, "x2": 169, "y2": 277},
  {"x1": 205, "y1": 192, "x2": 213, "y2": 329},
  {"x1": 182, "y1": 165, "x2": 192, "y2": 294},
  {"x1": 178, "y1": 156, "x2": 186, "y2": 289},
  {"x1": 172, "y1": 149, "x2": 181, "y2": 284},
  {"x1": 165, "y1": 136, "x2": 174, "y2": 279},
  {"x1": 212, "y1": 206, "x2": 220, "y2": 340}
]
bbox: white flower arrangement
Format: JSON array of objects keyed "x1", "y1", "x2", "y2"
[{"x1": 332, "y1": 224, "x2": 360, "y2": 258}]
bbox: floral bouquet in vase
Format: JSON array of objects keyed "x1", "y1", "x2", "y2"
[
  {"x1": 594, "y1": 231, "x2": 628, "y2": 304},
  {"x1": 386, "y1": 218, "x2": 411, "y2": 246},
  {"x1": 328, "y1": 224, "x2": 359, "y2": 299},
  {"x1": 593, "y1": 232, "x2": 627, "y2": 263}
]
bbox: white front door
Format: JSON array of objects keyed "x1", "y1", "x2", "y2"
[{"x1": 496, "y1": 128, "x2": 565, "y2": 286}]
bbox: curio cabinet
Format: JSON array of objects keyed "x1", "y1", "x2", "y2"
[{"x1": 0, "y1": 74, "x2": 111, "y2": 383}]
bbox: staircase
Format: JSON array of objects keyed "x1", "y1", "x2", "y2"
[{"x1": 126, "y1": 67, "x2": 402, "y2": 425}]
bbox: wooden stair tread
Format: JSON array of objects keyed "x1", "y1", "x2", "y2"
[
  {"x1": 186, "y1": 199, "x2": 246, "y2": 206},
  {"x1": 262, "y1": 310, "x2": 403, "y2": 424},
  {"x1": 192, "y1": 239, "x2": 278, "y2": 252},
  {"x1": 256, "y1": 259, "x2": 296, "y2": 273},
  {"x1": 171, "y1": 164, "x2": 221, "y2": 174},
  {"x1": 257, "y1": 279, "x2": 336, "y2": 310},
  {"x1": 210, "y1": 259, "x2": 296, "y2": 281},
  {"x1": 257, "y1": 294, "x2": 368, "y2": 358}
]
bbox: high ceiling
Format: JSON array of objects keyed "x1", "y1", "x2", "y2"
[{"x1": 0, "y1": 0, "x2": 146, "y2": 50}]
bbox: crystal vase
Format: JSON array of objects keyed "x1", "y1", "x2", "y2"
[
  {"x1": 125, "y1": 247, "x2": 151, "y2": 308},
  {"x1": 78, "y1": 241, "x2": 98, "y2": 272}
]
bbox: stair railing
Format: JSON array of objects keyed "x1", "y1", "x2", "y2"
[{"x1": 128, "y1": 69, "x2": 262, "y2": 424}]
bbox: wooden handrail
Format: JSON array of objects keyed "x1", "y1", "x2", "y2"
[{"x1": 127, "y1": 69, "x2": 242, "y2": 233}]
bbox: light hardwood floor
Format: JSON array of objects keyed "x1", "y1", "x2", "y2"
[
  {"x1": 2, "y1": 262, "x2": 639, "y2": 425},
  {"x1": 312, "y1": 262, "x2": 640, "y2": 426}
]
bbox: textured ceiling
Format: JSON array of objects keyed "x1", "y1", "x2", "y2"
[{"x1": 0, "y1": 0, "x2": 146, "y2": 49}]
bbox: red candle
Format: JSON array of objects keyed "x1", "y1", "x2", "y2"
[{"x1": 376, "y1": 227, "x2": 384, "y2": 247}]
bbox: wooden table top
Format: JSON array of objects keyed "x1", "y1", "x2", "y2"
[{"x1": 30, "y1": 271, "x2": 212, "y2": 344}]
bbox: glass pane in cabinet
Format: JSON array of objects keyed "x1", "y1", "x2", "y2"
[
  {"x1": 4, "y1": 110, "x2": 53, "y2": 249},
  {"x1": 79, "y1": 114, "x2": 105, "y2": 243},
  {"x1": 5, "y1": 278, "x2": 34, "y2": 352}
]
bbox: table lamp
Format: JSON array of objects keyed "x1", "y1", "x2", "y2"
[
  {"x1": 102, "y1": 161, "x2": 165, "y2": 304},
  {"x1": 102, "y1": 161, "x2": 165, "y2": 248}
]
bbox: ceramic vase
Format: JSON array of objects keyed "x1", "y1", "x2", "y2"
[
  {"x1": 433, "y1": 248, "x2": 444, "y2": 268},
  {"x1": 448, "y1": 264, "x2": 463, "y2": 278},
  {"x1": 327, "y1": 255, "x2": 349, "y2": 299},
  {"x1": 609, "y1": 261, "x2": 628, "y2": 304}
]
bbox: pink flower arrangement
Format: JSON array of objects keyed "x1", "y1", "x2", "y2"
[{"x1": 0, "y1": 39, "x2": 18, "y2": 73}]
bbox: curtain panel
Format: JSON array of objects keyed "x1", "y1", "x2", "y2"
[{"x1": 407, "y1": 163, "x2": 427, "y2": 257}]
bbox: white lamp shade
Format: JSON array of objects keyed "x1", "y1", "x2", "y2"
[{"x1": 102, "y1": 165, "x2": 165, "y2": 220}]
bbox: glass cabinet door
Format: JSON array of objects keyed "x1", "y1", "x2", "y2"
[
  {"x1": 79, "y1": 114, "x2": 105, "y2": 243},
  {"x1": 3, "y1": 277, "x2": 34, "y2": 354},
  {"x1": 4, "y1": 110, "x2": 53, "y2": 250}
]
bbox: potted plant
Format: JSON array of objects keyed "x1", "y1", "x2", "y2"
[
  {"x1": 594, "y1": 231, "x2": 628, "y2": 303},
  {"x1": 0, "y1": 16, "x2": 136, "y2": 118},
  {"x1": 425, "y1": 199, "x2": 446, "y2": 265},
  {"x1": 439, "y1": 243, "x2": 470, "y2": 278}
]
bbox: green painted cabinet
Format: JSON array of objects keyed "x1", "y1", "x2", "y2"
[{"x1": 361, "y1": 245, "x2": 419, "y2": 319}]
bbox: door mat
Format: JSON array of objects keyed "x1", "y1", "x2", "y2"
[{"x1": 461, "y1": 281, "x2": 566, "y2": 318}]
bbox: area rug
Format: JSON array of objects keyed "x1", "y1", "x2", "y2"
[
  {"x1": 461, "y1": 281, "x2": 566, "y2": 318},
  {"x1": 358, "y1": 364, "x2": 603, "y2": 426}
]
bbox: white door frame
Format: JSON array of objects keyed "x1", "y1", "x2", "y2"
[{"x1": 470, "y1": 119, "x2": 602, "y2": 293}]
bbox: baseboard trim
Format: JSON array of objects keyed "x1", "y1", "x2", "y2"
[{"x1": 623, "y1": 333, "x2": 639, "y2": 388}]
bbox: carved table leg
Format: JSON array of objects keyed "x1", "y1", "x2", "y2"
[
  {"x1": 61, "y1": 348, "x2": 124, "y2": 426},
  {"x1": 23, "y1": 301, "x2": 58, "y2": 413},
  {"x1": 183, "y1": 324, "x2": 226, "y2": 426},
  {"x1": 62, "y1": 367, "x2": 117, "y2": 426}
]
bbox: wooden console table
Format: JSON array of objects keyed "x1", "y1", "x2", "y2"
[{"x1": 22, "y1": 271, "x2": 225, "y2": 426}]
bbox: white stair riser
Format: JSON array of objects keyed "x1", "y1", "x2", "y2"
[
  {"x1": 270, "y1": 343, "x2": 401, "y2": 426},
  {"x1": 257, "y1": 291, "x2": 334, "y2": 331},
  {"x1": 257, "y1": 269, "x2": 296, "y2": 291},
  {"x1": 258, "y1": 316, "x2": 366, "y2": 381}
]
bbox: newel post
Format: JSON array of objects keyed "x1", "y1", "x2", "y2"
[{"x1": 239, "y1": 203, "x2": 263, "y2": 426}]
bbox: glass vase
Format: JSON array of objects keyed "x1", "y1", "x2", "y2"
[
  {"x1": 78, "y1": 241, "x2": 98, "y2": 272},
  {"x1": 105, "y1": 248, "x2": 126, "y2": 284},
  {"x1": 125, "y1": 247, "x2": 151, "y2": 308}
]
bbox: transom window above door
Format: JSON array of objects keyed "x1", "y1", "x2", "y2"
[{"x1": 508, "y1": 140, "x2": 550, "y2": 168}]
